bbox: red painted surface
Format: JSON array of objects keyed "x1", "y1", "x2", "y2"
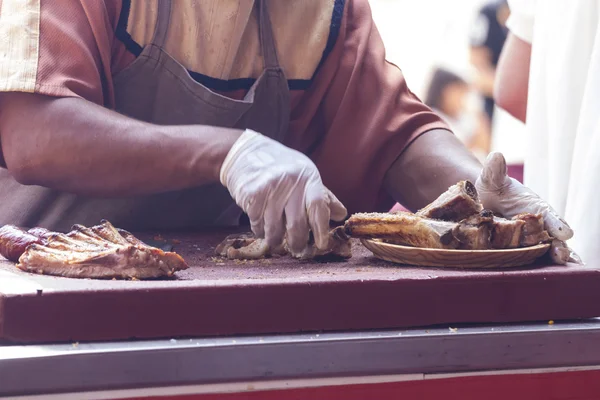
[{"x1": 127, "y1": 370, "x2": 600, "y2": 400}]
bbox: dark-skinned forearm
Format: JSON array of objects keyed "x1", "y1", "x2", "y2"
[
  {"x1": 384, "y1": 129, "x2": 482, "y2": 211},
  {"x1": 0, "y1": 93, "x2": 242, "y2": 197}
]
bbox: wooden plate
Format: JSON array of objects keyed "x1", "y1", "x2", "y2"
[{"x1": 361, "y1": 239, "x2": 551, "y2": 269}]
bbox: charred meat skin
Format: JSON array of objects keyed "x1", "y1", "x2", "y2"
[
  {"x1": 15, "y1": 221, "x2": 188, "y2": 279},
  {"x1": 416, "y1": 181, "x2": 482, "y2": 222},
  {"x1": 0, "y1": 225, "x2": 44, "y2": 262},
  {"x1": 344, "y1": 212, "x2": 459, "y2": 249}
]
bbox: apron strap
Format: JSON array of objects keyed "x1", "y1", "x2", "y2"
[
  {"x1": 151, "y1": 0, "x2": 172, "y2": 48},
  {"x1": 257, "y1": 0, "x2": 282, "y2": 70}
]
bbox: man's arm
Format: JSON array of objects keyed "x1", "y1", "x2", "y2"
[
  {"x1": 0, "y1": 92, "x2": 241, "y2": 197},
  {"x1": 384, "y1": 129, "x2": 482, "y2": 211},
  {"x1": 494, "y1": 33, "x2": 532, "y2": 123}
]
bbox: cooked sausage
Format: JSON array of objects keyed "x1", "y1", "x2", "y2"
[
  {"x1": 28, "y1": 227, "x2": 53, "y2": 241},
  {"x1": 0, "y1": 225, "x2": 43, "y2": 262}
]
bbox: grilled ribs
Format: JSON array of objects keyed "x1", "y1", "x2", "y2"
[
  {"x1": 345, "y1": 212, "x2": 459, "y2": 249},
  {"x1": 343, "y1": 180, "x2": 552, "y2": 250},
  {"x1": 1, "y1": 221, "x2": 188, "y2": 279}
]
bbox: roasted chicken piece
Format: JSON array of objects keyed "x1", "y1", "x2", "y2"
[
  {"x1": 416, "y1": 180, "x2": 482, "y2": 222},
  {"x1": 215, "y1": 226, "x2": 352, "y2": 260},
  {"x1": 13, "y1": 221, "x2": 188, "y2": 279},
  {"x1": 344, "y1": 212, "x2": 459, "y2": 249}
]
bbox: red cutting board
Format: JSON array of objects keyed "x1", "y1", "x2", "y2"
[{"x1": 0, "y1": 229, "x2": 599, "y2": 343}]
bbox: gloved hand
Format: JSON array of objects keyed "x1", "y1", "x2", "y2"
[
  {"x1": 220, "y1": 129, "x2": 347, "y2": 253},
  {"x1": 475, "y1": 152, "x2": 580, "y2": 265}
]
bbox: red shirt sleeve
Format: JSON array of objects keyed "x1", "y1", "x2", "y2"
[
  {"x1": 287, "y1": 0, "x2": 449, "y2": 214},
  {"x1": 0, "y1": 0, "x2": 120, "y2": 106}
]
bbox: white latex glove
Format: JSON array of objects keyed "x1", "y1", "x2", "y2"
[
  {"x1": 220, "y1": 129, "x2": 348, "y2": 253},
  {"x1": 475, "y1": 152, "x2": 580, "y2": 265}
]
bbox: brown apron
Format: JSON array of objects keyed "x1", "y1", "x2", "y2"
[{"x1": 0, "y1": 0, "x2": 290, "y2": 232}]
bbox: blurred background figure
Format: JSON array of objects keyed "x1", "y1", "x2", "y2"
[
  {"x1": 371, "y1": 0, "x2": 524, "y2": 212},
  {"x1": 370, "y1": 0, "x2": 524, "y2": 183},
  {"x1": 467, "y1": 0, "x2": 524, "y2": 183},
  {"x1": 468, "y1": 0, "x2": 509, "y2": 126},
  {"x1": 424, "y1": 67, "x2": 491, "y2": 162}
]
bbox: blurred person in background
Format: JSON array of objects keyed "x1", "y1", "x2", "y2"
[
  {"x1": 469, "y1": 0, "x2": 524, "y2": 183},
  {"x1": 469, "y1": 0, "x2": 509, "y2": 125},
  {"x1": 424, "y1": 68, "x2": 491, "y2": 162},
  {"x1": 495, "y1": 0, "x2": 592, "y2": 263}
]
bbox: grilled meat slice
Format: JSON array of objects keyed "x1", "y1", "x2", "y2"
[
  {"x1": 16, "y1": 221, "x2": 188, "y2": 279},
  {"x1": 416, "y1": 180, "x2": 482, "y2": 222},
  {"x1": 513, "y1": 213, "x2": 551, "y2": 246},
  {"x1": 344, "y1": 212, "x2": 459, "y2": 249},
  {"x1": 215, "y1": 226, "x2": 352, "y2": 260},
  {"x1": 453, "y1": 210, "x2": 493, "y2": 250},
  {"x1": 490, "y1": 216, "x2": 525, "y2": 249},
  {"x1": 456, "y1": 212, "x2": 550, "y2": 250}
]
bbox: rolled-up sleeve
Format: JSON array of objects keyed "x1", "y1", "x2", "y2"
[
  {"x1": 0, "y1": 0, "x2": 118, "y2": 105},
  {"x1": 506, "y1": 0, "x2": 537, "y2": 44},
  {"x1": 287, "y1": 0, "x2": 448, "y2": 214}
]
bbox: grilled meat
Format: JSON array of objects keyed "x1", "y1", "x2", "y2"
[
  {"x1": 416, "y1": 180, "x2": 482, "y2": 222},
  {"x1": 295, "y1": 226, "x2": 352, "y2": 259},
  {"x1": 215, "y1": 226, "x2": 352, "y2": 260},
  {"x1": 343, "y1": 209, "x2": 551, "y2": 251},
  {"x1": 14, "y1": 221, "x2": 188, "y2": 279},
  {"x1": 215, "y1": 233, "x2": 274, "y2": 260},
  {"x1": 490, "y1": 216, "x2": 525, "y2": 249},
  {"x1": 452, "y1": 210, "x2": 494, "y2": 250},
  {"x1": 344, "y1": 212, "x2": 459, "y2": 249},
  {"x1": 219, "y1": 179, "x2": 553, "y2": 259},
  {"x1": 513, "y1": 213, "x2": 551, "y2": 247}
]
